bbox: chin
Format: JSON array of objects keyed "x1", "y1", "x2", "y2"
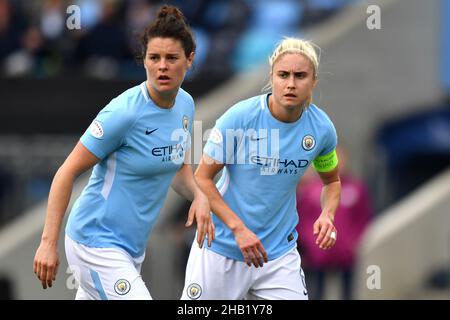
[
  {"x1": 283, "y1": 103, "x2": 300, "y2": 111},
  {"x1": 157, "y1": 85, "x2": 176, "y2": 93}
]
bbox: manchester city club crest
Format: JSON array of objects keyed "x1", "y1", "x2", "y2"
[
  {"x1": 302, "y1": 134, "x2": 316, "y2": 151},
  {"x1": 183, "y1": 115, "x2": 189, "y2": 131},
  {"x1": 114, "y1": 279, "x2": 131, "y2": 295},
  {"x1": 186, "y1": 283, "x2": 202, "y2": 299}
]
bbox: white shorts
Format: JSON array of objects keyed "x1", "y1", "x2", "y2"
[
  {"x1": 65, "y1": 235, "x2": 152, "y2": 300},
  {"x1": 181, "y1": 242, "x2": 308, "y2": 300}
]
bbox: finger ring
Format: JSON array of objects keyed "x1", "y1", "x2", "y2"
[{"x1": 330, "y1": 231, "x2": 337, "y2": 240}]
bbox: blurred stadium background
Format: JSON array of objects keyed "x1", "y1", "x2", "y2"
[{"x1": 0, "y1": 0, "x2": 449, "y2": 299}]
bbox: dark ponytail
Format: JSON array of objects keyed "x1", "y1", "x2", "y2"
[{"x1": 139, "y1": 5, "x2": 196, "y2": 59}]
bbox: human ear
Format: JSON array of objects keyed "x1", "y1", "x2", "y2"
[{"x1": 187, "y1": 52, "x2": 195, "y2": 68}]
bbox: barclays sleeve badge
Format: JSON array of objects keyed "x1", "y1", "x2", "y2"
[{"x1": 90, "y1": 120, "x2": 104, "y2": 139}]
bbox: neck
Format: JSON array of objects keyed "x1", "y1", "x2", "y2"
[
  {"x1": 146, "y1": 81, "x2": 177, "y2": 109},
  {"x1": 268, "y1": 95, "x2": 305, "y2": 123}
]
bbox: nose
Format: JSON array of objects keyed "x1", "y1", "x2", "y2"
[
  {"x1": 287, "y1": 75, "x2": 295, "y2": 89},
  {"x1": 158, "y1": 58, "x2": 168, "y2": 71}
]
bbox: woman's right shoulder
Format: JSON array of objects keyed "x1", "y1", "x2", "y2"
[
  {"x1": 100, "y1": 85, "x2": 143, "y2": 122},
  {"x1": 221, "y1": 95, "x2": 261, "y2": 121}
]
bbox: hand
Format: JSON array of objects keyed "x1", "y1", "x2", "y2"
[
  {"x1": 185, "y1": 194, "x2": 215, "y2": 248},
  {"x1": 233, "y1": 225, "x2": 268, "y2": 268},
  {"x1": 33, "y1": 241, "x2": 60, "y2": 289},
  {"x1": 313, "y1": 212, "x2": 337, "y2": 250}
]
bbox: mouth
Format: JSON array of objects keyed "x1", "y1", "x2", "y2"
[
  {"x1": 284, "y1": 93, "x2": 297, "y2": 99},
  {"x1": 157, "y1": 75, "x2": 171, "y2": 84}
]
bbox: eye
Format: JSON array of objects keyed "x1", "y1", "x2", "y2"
[
  {"x1": 278, "y1": 72, "x2": 289, "y2": 79},
  {"x1": 167, "y1": 56, "x2": 178, "y2": 61},
  {"x1": 148, "y1": 55, "x2": 158, "y2": 61},
  {"x1": 295, "y1": 72, "x2": 307, "y2": 79}
]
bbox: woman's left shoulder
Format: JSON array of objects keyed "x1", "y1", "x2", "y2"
[
  {"x1": 308, "y1": 104, "x2": 335, "y2": 124},
  {"x1": 177, "y1": 88, "x2": 195, "y2": 106}
]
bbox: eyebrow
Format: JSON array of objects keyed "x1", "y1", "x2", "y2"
[
  {"x1": 276, "y1": 70, "x2": 309, "y2": 74},
  {"x1": 147, "y1": 52, "x2": 181, "y2": 55}
]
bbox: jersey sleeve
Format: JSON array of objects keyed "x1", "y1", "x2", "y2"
[
  {"x1": 319, "y1": 118, "x2": 338, "y2": 156},
  {"x1": 313, "y1": 116, "x2": 338, "y2": 172},
  {"x1": 203, "y1": 106, "x2": 243, "y2": 164},
  {"x1": 80, "y1": 101, "x2": 135, "y2": 160}
]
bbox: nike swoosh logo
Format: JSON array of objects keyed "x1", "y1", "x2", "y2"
[
  {"x1": 145, "y1": 128, "x2": 158, "y2": 135},
  {"x1": 250, "y1": 136, "x2": 267, "y2": 141}
]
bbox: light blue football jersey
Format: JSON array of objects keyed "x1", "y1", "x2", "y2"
[
  {"x1": 204, "y1": 94, "x2": 337, "y2": 261},
  {"x1": 66, "y1": 82, "x2": 194, "y2": 257}
]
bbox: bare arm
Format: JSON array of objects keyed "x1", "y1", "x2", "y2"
[
  {"x1": 313, "y1": 166, "x2": 341, "y2": 250},
  {"x1": 195, "y1": 154, "x2": 268, "y2": 267},
  {"x1": 171, "y1": 149, "x2": 214, "y2": 247},
  {"x1": 171, "y1": 150, "x2": 203, "y2": 201},
  {"x1": 33, "y1": 142, "x2": 99, "y2": 289}
]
